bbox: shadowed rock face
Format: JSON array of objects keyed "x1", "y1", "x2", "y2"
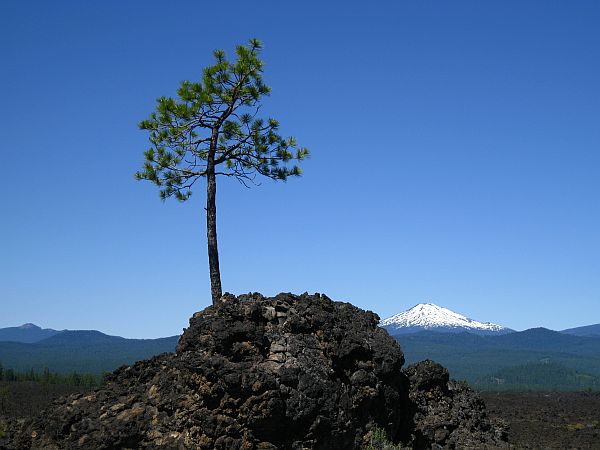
[
  {"x1": 405, "y1": 360, "x2": 509, "y2": 449},
  {"x1": 0, "y1": 293, "x2": 509, "y2": 449}
]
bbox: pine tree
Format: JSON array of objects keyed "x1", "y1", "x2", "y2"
[{"x1": 136, "y1": 39, "x2": 308, "y2": 304}]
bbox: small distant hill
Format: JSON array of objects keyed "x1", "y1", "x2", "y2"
[
  {"x1": 0, "y1": 323, "x2": 60, "y2": 343},
  {"x1": 38, "y1": 330, "x2": 127, "y2": 345},
  {"x1": 492, "y1": 327, "x2": 600, "y2": 354},
  {"x1": 0, "y1": 328, "x2": 179, "y2": 374},
  {"x1": 561, "y1": 323, "x2": 600, "y2": 337}
]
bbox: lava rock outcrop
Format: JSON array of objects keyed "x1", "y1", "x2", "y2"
[
  {"x1": 404, "y1": 360, "x2": 509, "y2": 449},
  {"x1": 0, "y1": 293, "x2": 509, "y2": 449}
]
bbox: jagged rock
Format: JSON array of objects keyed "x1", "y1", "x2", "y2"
[
  {"x1": 405, "y1": 360, "x2": 510, "y2": 449},
  {"x1": 0, "y1": 293, "x2": 510, "y2": 449},
  {"x1": 0, "y1": 293, "x2": 409, "y2": 449}
]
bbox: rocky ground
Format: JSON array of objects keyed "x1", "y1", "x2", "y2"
[
  {"x1": 0, "y1": 292, "x2": 507, "y2": 449},
  {"x1": 5, "y1": 386, "x2": 600, "y2": 449},
  {"x1": 481, "y1": 391, "x2": 600, "y2": 449}
]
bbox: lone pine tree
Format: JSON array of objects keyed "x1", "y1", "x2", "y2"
[{"x1": 136, "y1": 39, "x2": 308, "y2": 305}]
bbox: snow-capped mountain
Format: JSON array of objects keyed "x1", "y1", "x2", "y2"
[{"x1": 381, "y1": 303, "x2": 513, "y2": 336}]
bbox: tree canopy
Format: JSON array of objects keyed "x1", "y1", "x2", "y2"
[
  {"x1": 136, "y1": 38, "x2": 308, "y2": 199},
  {"x1": 136, "y1": 39, "x2": 308, "y2": 304}
]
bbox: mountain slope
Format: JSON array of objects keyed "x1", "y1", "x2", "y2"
[
  {"x1": 492, "y1": 327, "x2": 600, "y2": 355},
  {"x1": 561, "y1": 323, "x2": 600, "y2": 337},
  {"x1": 37, "y1": 330, "x2": 127, "y2": 345},
  {"x1": 396, "y1": 329, "x2": 600, "y2": 383},
  {"x1": 0, "y1": 323, "x2": 60, "y2": 343},
  {"x1": 381, "y1": 303, "x2": 512, "y2": 336},
  {"x1": 0, "y1": 333, "x2": 179, "y2": 374}
]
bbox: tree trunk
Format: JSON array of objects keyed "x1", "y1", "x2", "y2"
[{"x1": 206, "y1": 157, "x2": 222, "y2": 305}]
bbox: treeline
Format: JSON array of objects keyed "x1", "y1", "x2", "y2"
[
  {"x1": 475, "y1": 362, "x2": 600, "y2": 391},
  {"x1": 0, "y1": 363, "x2": 105, "y2": 387}
]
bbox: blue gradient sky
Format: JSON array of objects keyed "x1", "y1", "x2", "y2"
[{"x1": 1, "y1": 1, "x2": 598, "y2": 338}]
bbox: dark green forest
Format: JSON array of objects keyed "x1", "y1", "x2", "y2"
[
  {"x1": 397, "y1": 328, "x2": 600, "y2": 391},
  {"x1": 473, "y1": 362, "x2": 600, "y2": 391},
  {"x1": 0, "y1": 363, "x2": 104, "y2": 387},
  {"x1": 0, "y1": 332, "x2": 178, "y2": 374}
]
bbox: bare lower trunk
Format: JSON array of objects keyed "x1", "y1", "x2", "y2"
[{"x1": 206, "y1": 161, "x2": 222, "y2": 305}]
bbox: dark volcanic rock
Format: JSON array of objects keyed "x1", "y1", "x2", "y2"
[
  {"x1": 405, "y1": 360, "x2": 509, "y2": 449},
  {"x1": 1, "y1": 293, "x2": 408, "y2": 449},
  {"x1": 0, "y1": 293, "x2": 509, "y2": 449}
]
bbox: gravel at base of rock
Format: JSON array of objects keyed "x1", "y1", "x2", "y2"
[{"x1": 0, "y1": 293, "x2": 510, "y2": 450}]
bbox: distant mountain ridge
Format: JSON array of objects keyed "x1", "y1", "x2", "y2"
[
  {"x1": 37, "y1": 330, "x2": 127, "y2": 345},
  {"x1": 397, "y1": 328, "x2": 600, "y2": 390},
  {"x1": 2, "y1": 315, "x2": 600, "y2": 388},
  {"x1": 0, "y1": 325, "x2": 179, "y2": 373},
  {"x1": 381, "y1": 303, "x2": 513, "y2": 336},
  {"x1": 561, "y1": 323, "x2": 600, "y2": 337},
  {"x1": 0, "y1": 323, "x2": 60, "y2": 343},
  {"x1": 0, "y1": 324, "x2": 161, "y2": 344}
]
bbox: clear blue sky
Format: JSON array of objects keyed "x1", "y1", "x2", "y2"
[{"x1": 1, "y1": 1, "x2": 598, "y2": 338}]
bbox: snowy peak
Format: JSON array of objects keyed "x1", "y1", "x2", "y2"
[
  {"x1": 381, "y1": 303, "x2": 501, "y2": 330},
  {"x1": 381, "y1": 303, "x2": 512, "y2": 336}
]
